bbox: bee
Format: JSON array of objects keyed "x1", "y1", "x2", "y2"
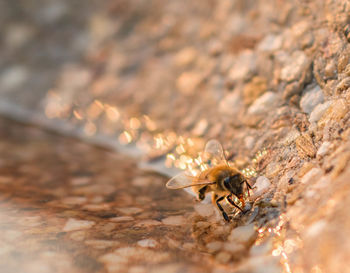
[{"x1": 166, "y1": 139, "x2": 252, "y2": 222}]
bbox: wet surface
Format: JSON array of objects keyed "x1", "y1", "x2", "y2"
[{"x1": 0, "y1": 118, "x2": 217, "y2": 273}]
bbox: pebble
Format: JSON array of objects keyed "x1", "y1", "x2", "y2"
[
  {"x1": 257, "y1": 34, "x2": 283, "y2": 52},
  {"x1": 252, "y1": 176, "x2": 271, "y2": 197},
  {"x1": 0, "y1": 66, "x2": 29, "y2": 91},
  {"x1": 223, "y1": 242, "x2": 245, "y2": 255},
  {"x1": 161, "y1": 215, "x2": 186, "y2": 226},
  {"x1": 244, "y1": 136, "x2": 255, "y2": 149},
  {"x1": 117, "y1": 207, "x2": 143, "y2": 215},
  {"x1": 194, "y1": 203, "x2": 214, "y2": 217},
  {"x1": 110, "y1": 216, "x2": 134, "y2": 222},
  {"x1": 174, "y1": 47, "x2": 197, "y2": 67},
  {"x1": 305, "y1": 220, "x2": 327, "y2": 238},
  {"x1": 228, "y1": 224, "x2": 257, "y2": 245},
  {"x1": 318, "y1": 99, "x2": 348, "y2": 128},
  {"x1": 250, "y1": 241, "x2": 273, "y2": 256},
  {"x1": 280, "y1": 51, "x2": 309, "y2": 82},
  {"x1": 228, "y1": 50, "x2": 257, "y2": 82},
  {"x1": 309, "y1": 101, "x2": 332, "y2": 124},
  {"x1": 62, "y1": 196, "x2": 87, "y2": 205},
  {"x1": 265, "y1": 162, "x2": 282, "y2": 178},
  {"x1": 247, "y1": 92, "x2": 278, "y2": 115},
  {"x1": 134, "y1": 220, "x2": 162, "y2": 227},
  {"x1": 176, "y1": 71, "x2": 202, "y2": 95},
  {"x1": 243, "y1": 76, "x2": 267, "y2": 105},
  {"x1": 215, "y1": 251, "x2": 231, "y2": 263},
  {"x1": 137, "y1": 239, "x2": 158, "y2": 248},
  {"x1": 317, "y1": 141, "x2": 331, "y2": 157},
  {"x1": 63, "y1": 218, "x2": 95, "y2": 232},
  {"x1": 206, "y1": 241, "x2": 223, "y2": 253},
  {"x1": 85, "y1": 240, "x2": 119, "y2": 249},
  {"x1": 70, "y1": 176, "x2": 91, "y2": 186},
  {"x1": 218, "y1": 90, "x2": 242, "y2": 115},
  {"x1": 300, "y1": 85, "x2": 324, "y2": 114},
  {"x1": 300, "y1": 168, "x2": 322, "y2": 184}
]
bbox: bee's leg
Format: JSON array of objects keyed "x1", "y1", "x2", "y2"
[
  {"x1": 245, "y1": 180, "x2": 252, "y2": 197},
  {"x1": 197, "y1": 186, "x2": 207, "y2": 201},
  {"x1": 226, "y1": 194, "x2": 243, "y2": 212},
  {"x1": 214, "y1": 195, "x2": 230, "y2": 222}
]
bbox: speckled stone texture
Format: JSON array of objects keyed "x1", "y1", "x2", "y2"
[{"x1": 1, "y1": 0, "x2": 350, "y2": 272}]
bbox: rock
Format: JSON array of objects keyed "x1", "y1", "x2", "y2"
[
  {"x1": 318, "y1": 99, "x2": 348, "y2": 128},
  {"x1": 295, "y1": 133, "x2": 316, "y2": 158},
  {"x1": 215, "y1": 251, "x2": 231, "y2": 263},
  {"x1": 244, "y1": 136, "x2": 255, "y2": 149},
  {"x1": 137, "y1": 239, "x2": 158, "y2": 248},
  {"x1": 176, "y1": 71, "x2": 202, "y2": 95},
  {"x1": 228, "y1": 224, "x2": 257, "y2": 245},
  {"x1": 247, "y1": 92, "x2": 278, "y2": 115},
  {"x1": 110, "y1": 216, "x2": 134, "y2": 222},
  {"x1": 252, "y1": 176, "x2": 271, "y2": 197},
  {"x1": 63, "y1": 218, "x2": 95, "y2": 232},
  {"x1": 300, "y1": 168, "x2": 323, "y2": 184},
  {"x1": 174, "y1": 47, "x2": 197, "y2": 67},
  {"x1": 161, "y1": 215, "x2": 186, "y2": 226},
  {"x1": 206, "y1": 241, "x2": 223, "y2": 253},
  {"x1": 300, "y1": 85, "x2": 324, "y2": 114},
  {"x1": 317, "y1": 141, "x2": 331, "y2": 157},
  {"x1": 194, "y1": 203, "x2": 214, "y2": 217},
  {"x1": 117, "y1": 207, "x2": 143, "y2": 215},
  {"x1": 257, "y1": 34, "x2": 283, "y2": 52},
  {"x1": 280, "y1": 51, "x2": 310, "y2": 82},
  {"x1": 250, "y1": 241, "x2": 273, "y2": 256},
  {"x1": 309, "y1": 101, "x2": 332, "y2": 124},
  {"x1": 228, "y1": 50, "x2": 257, "y2": 82},
  {"x1": 0, "y1": 65, "x2": 29, "y2": 91},
  {"x1": 218, "y1": 89, "x2": 242, "y2": 115},
  {"x1": 243, "y1": 76, "x2": 268, "y2": 105},
  {"x1": 223, "y1": 242, "x2": 245, "y2": 255}
]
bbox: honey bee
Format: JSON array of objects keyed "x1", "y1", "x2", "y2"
[{"x1": 166, "y1": 139, "x2": 252, "y2": 222}]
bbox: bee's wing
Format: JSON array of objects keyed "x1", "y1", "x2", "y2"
[
  {"x1": 203, "y1": 139, "x2": 228, "y2": 166},
  {"x1": 166, "y1": 172, "x2": 215, "y2": 189}
]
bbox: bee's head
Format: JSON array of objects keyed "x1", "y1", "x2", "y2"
[{"x1": 222, "y1": 174, "x2": 245, "y2": 195}]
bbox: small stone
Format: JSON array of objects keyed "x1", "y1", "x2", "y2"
[
  {"x1": 244, "y1": 136, "x2": 255, "y2": 150},
  {"x1": 228, "y1": 224, "x2": 257, "y2": 245},
  {"x1": 0, "y1": 66, "x2": 29, "y2": 91},
  {"x1": 248, "y1": 92, "x2": 278, "y2": 115},
  {"x1": 134, "y1": 220, "x2": 162, "y2": 227},
  {"x1": 250, "y1": 241, "x2": 273, "y2": 256},
  {"x1": 137, "y1": 239, "x2": 158, "y2": 248},
  {"x1": 85, "y1": 240, "x2": 119, "y2": 249},
  {"x1": 110, "y1": 216, "x2": 134, "y2": 222},
  {"x1": 336, "y1": 77, "x2": 350, "y2": 93},
  {"x1": 228, "y1": 50, "x2": 257, "y2": 82},
  {"x1": 295, "y1": 133, "x2": 316, "y2": 158},
  {"x1": 117, "y1": 207, "x2": 143, "y2": 215},
  {"x1": 194, "y1": 203, "x2": 214, "y2": 217},
  {"x1": 243, "y1": 77, "x2": 267, "y2": 105},
  {"x1": 63, "y1": 218, "x2": 95, "y2": 232},
  {"x1": 300, "y1": 168, "x2": 322, "y2": 184},
  {"x1": 223, "y1": 242, "x2": 245, "y2": 255},
  {"x1": 62, "y1": 196, "x2": 87, "y2": 205},
  {"x1": 317, "y1": 141, "x2": 331, "y2": 157},
  {"x1": 280, "y1": 51, "x2": 310, "y2": 82},
  {"x1": 305, "y1": 220, "x2": 327, "y2": 238},
  {"x1": 70, "y1": 176, "x2": 91, "y2": 186},
  {"x1": 219, "y1": 90, "x2": 242, "y2": 116},
  {"x1": 215, "y1": 251, "x2": 231, "y2": 263},
  {"x1": 162, "y1": 215, "x2": 186, "y2": 226},
  {"x1": 176, "y1": 71, "x2": 202, "y2": 95},
  {"x1": 300, "y1": 85, "x2": 324, "y2": 114},
  {"x1": 265, "y1": 162, "x2": 282, "y2": 178},
  {"x1": 257, "y1": 34, "x2": 283, "y2": 52},
  {"x1": 318, "y1": 99, "x2": 348, "y2": 128},
  {"x1": 174, "y1": 47, "x2": 197, "y2": 67},
  {"x1": 309, "y1": 101, "x2": 332, "y2": 124},
  {"x1": 206, "y1": 241, "x2": 223, "y2": 253},
  {"x1": 252, "y1": 176, "x2": 271, "y2": 198}
]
